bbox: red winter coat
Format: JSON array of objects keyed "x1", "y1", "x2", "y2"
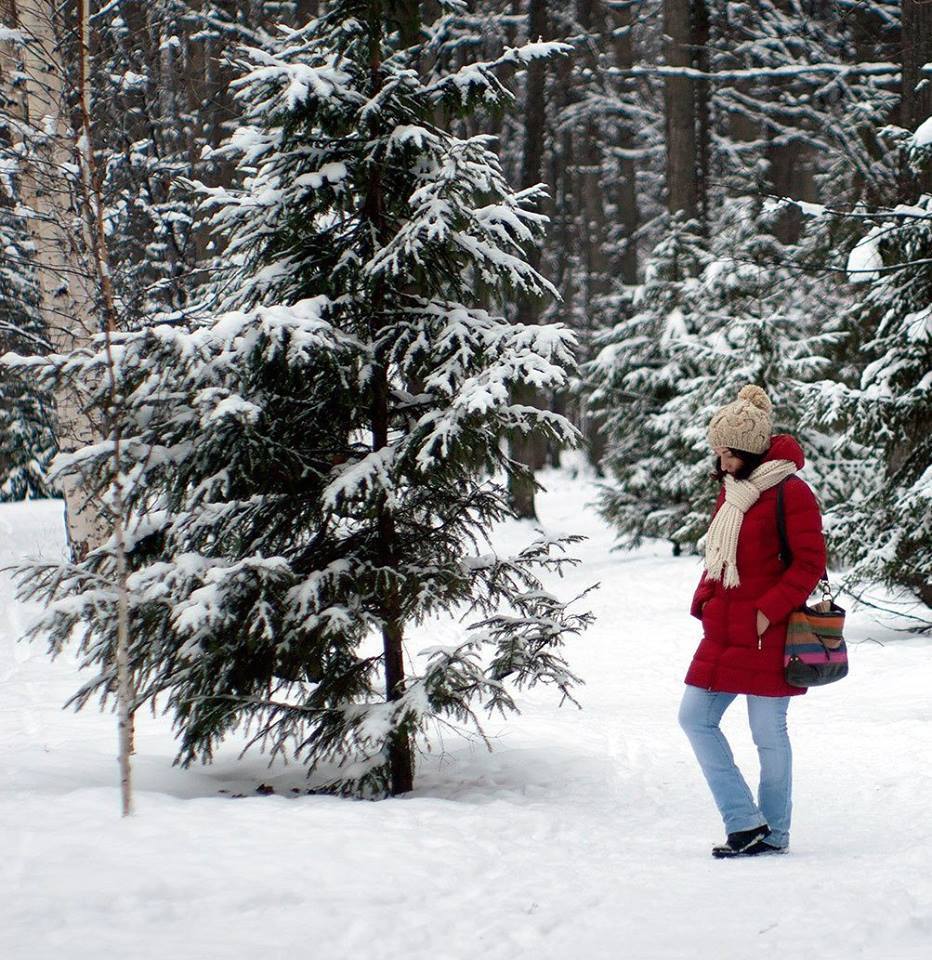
[{"x1": 685, "y1": 434, "x2": 827, "y2": 698}]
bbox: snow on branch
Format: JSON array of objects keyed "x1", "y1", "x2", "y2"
[
  {"x1": 846, "y1": 228, "x2": 884, "y2": 283},
  {"x1": 230, "y1": 46, "x2": 357, "y2": 113},
  {"x1": 609, "y1": 62, "x2": 899, "y2": 83},
  {"x1": 322, "y1": 446, "x2": 397, "y2": 509},
  {"x1": 765, "y1": 195, "x2": 932, "y2": 224},
  {"x1": 425, "y1": 40, "x2": 572, "y2": 105}
]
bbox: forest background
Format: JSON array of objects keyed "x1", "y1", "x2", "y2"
[{"x1": 0, "y1": 1, "x2": 929, "y2": 800}]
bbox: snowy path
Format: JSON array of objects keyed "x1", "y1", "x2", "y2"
[{"x1": 1, "y1": 476, "x2": 930, "y2": 960}]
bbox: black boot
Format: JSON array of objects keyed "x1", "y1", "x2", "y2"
[{"x1": 712, "y1": 825, "x2": 783, "y2": 858}]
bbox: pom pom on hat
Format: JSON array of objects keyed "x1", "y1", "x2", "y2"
[
  {"x1": 736, "y1": 384, "x2": 772, "y2": 414},
  {"x1": 707, "y1": 384, "x2": 774, "y2": 455}
]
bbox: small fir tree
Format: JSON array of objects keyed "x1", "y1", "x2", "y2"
[{"x1": 12, "y1": 1, "x2": 590, "y2": 797}]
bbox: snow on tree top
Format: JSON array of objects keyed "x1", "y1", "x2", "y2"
[
  {"x1": 913, "y1": 115, "x2": 932, "y2": 148},
  {"x1": 846, "y1": 228, "x2": 884, "y2": 283}
]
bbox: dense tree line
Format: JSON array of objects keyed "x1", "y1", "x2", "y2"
[{"x1": 0, "y1": 0, "x2": 928, "y2": 799}]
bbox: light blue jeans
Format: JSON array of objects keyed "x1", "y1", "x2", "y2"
[{"x1": 678, "y1": 684, "x2": 792, "y2": 849}]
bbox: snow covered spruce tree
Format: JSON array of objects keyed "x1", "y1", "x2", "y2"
[
  {"x1": 585, "y1": 200, "x2": 837, "y2": 553},
  {"x1": 0, "y1": 169, "x2": 55, "y2": 499},
  {"x1": 805, "y1": 194, "x2": 932, "y2": 610},
  {"x1": 14, "y1": 2, "x2": 590, "y2": 797},
  {"x1": 581, "y1": 215, "x2": 709, "y2": 551}
]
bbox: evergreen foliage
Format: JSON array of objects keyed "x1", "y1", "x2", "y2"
[
  {"x1": 578, "y1": 0, "x2": 903, "y2": 501},
  {"x1": 10, "y1": 1, "x2": 591, "y2": 796},
  {"x1": 586, "y1": 201, "x2": 838, "y2": 552},
  {"x1": 90, "y1": 1, "x2": 268, "y2": 325},
  {"x1": 0, "y1": 145, "x2": 56, "y2": 500},
  {"x1": 707, "y1": 0, "x2": 901, "y2": 205},
  {"x1": 583, "y1": 214, "x2": 709, "y2": 549},
  {"x1": 806, "y1": 191, "x2": 932, "y2": 608}
]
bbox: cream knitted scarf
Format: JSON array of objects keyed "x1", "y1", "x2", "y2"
[{"x1": 704, "y1": 459, "x2": 797, "y2": 588}]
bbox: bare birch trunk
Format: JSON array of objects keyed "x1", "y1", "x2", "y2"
[
  {"x1": 3, "y1": 0, "x2": 134, "y2": 813},
  {"x1": 2, "y1": 0, "x2": 105, "y2": 560},
  {"x1": 76, "y1": 0, "x2": 134, "y2": 816}
]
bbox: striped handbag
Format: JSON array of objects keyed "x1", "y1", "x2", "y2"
[
  {"x1": 783, "y1": 588, "x2": 848, "y2": 687},
  {"x1": 776, "y1": 482, "x2": 849, "y2": 688}
]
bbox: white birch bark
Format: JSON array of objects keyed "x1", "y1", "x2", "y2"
[
  {"x1": 3, "y1": 0, "x2": 134, "y2": 814},
  {"x1": 1, "y1": 0, "x2": 105, "y2": 560},
  {"x1": 74, "y1": 0, "x2": 133, "y2": 816}
]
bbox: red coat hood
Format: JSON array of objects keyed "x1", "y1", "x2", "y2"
[{"x1": 764, "y1": 434, "x2": 804, "y2": 470}]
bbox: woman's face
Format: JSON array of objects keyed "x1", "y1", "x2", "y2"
[{"x1": 714, "y1": 447, "x2": 744, "y2": 476}]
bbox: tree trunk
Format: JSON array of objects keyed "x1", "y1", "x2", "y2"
[
  {"x1": 902, "y1": 0, "x2": 932, "y2": 194},
  {"x1": 76, "y1": 0, "x2": 135, "y2": 816},
  {"x1": 611, "y1": 2, "x2": 639, "y2": 286},
  {"x1": 372, "y1": 355, "x2": 414, "y2": 796},
  {"x1": 381, "y1": 596, "x2": 414, "y2": 795},
  {"x1": 3, "y1": 0, "x2": 105, "y2": 560},
  {"x1": 576, "y1": 0, "x2": 622, "y2": 474},
  {"x1": 767, "y1": 140, "x2": 816, "y2": 242},
  {"x1": 663, "y1": 0, "x2": 698, "y2": 219},
  {"x1": 576, "y1": 0, "x2": 609, "y2": 304},
  {"x1": 509, "y1": 0, "x2": 551, "y2": 520},
  {"x1": 901, "y1": 0, "x2": 932, "y2": 131},
  {"x1": 366, "y1": 0, "x2": 416, "y2": 795},
  {"x1": 691, "y1": 0, "x2": 709, "y2": 229},
  {"x1": 764, "y1": 2, "x2": 822, "y2": 240},
  {"x1": 579, "y1": 0, "x2": 641, "y2": 475},
  {"x1": 294, "y1": 0, "x2": 320, "y2": 20}
]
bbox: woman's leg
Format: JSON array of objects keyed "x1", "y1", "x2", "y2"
[
  {"x1": 747, "y1": 695, "x2": 792, "y2": 849},
  {"x1": 678, "y1": 685, "x2": 767, "y2": 835}
]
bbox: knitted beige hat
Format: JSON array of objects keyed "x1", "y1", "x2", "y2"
[{"x1": 707, "y1": 385, "x2": 773, "y2": 455}]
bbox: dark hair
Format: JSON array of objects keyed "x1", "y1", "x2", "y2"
[{"x1": 711, "y1": 448, "x2": 766, "y2": 482}]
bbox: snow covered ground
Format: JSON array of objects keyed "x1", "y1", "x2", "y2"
[{"x1": 2, "y1": 472, "x2": 930, "y2": 960}]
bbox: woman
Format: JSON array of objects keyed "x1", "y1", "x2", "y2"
[{"x1": 678, "y1": 384, "x2": 826, "y2": 858}]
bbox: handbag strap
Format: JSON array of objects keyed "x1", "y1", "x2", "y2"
[
  {"x1": 776, "y1": 479, "x2": 792, "y2": 568},
  {"x1": 776, "y1": 478, "x2": 830, "y2": 590}
]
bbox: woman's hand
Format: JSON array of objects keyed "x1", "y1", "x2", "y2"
[{"x1": 756, "y1": 610, "x2": 770, "y2": 637}]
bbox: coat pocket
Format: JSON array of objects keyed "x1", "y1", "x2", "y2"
[
  {"x1": 727, "y1": 600, "x2": 759, "y2": 648},
  {"x1": 700, "y1": 595, "x2": 721, "y2": 635}
]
